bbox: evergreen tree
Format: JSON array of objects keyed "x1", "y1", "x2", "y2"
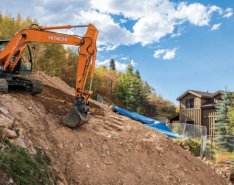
[
  {"x1": 126, "y1": 63, "x2": 134, "y2": 76},
  {"x1": 227, "y1": 93, "x2": 234, "y2": 151},
  {"x1": 125, "y1": 76, "x2": 141, "y2": 112},
  {"x1": 135, "y1": 70, "x2": 141, "y2": 79},
  {"x1": 227, "y1": 93, "x2": 234, "y2": 135},
  {"x1": 215, "y1": 90, "x2": 233, "y2": 151},
  {"x1": 109, "y1": 59, "x2": 116, "y2": 71}
]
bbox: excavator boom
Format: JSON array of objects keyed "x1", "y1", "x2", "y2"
[{"x1": 0, "y1": 24, "x2": 99, "y2": 128}]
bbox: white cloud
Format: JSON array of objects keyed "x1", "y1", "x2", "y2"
[
  {"x1": 96, "y1": 58, "x2": 136, "y2": 71},
  {"x1": 154, "y1": 49, "x2": 166, "y2": 58},
  {"x1": 208, "y1": 5, "x2": 223, "y2": 15},
  {"x1": 120, "y1": 57, "x2": 128, "y2": 60},
  {"x1": 211, "y1": 23, "x2": 221, "y2": 31},
  {"x1": 77, "y1": 10, "x2": 135, "y2": 49},
  {"x1": 115, "y1": 62, "x2": 128, "y2": 71},
  {"x1": 133, "y1": 12, "x2": 175, "y2": 45},
  {"x1": 175, "y1": 3, "x2": 222, "y2": 26},
  {"x1": 89, "y1": 0, "x2": 227, "y2": 46},
  {"x1": 119, "y1": 19, "x2": 127, "y2": 24},
  {"x1": 223, "y1": 8, "x2": 233, "y2": 18},
  {"x1": 0, "y1": 0, "x2": 232, "y2": 50},
  {"x1": 154, "y1": 48, "x2": 176, "y2": 60},
  {"x1": 171, "y1": 31, "x2": 182, "y2": 38},
  {"x1": 96, "y1": 59, "x2": 110, "y2": 67},
  {"x1": 163, "y1": 49, "x2": 176, "y2": 60}
]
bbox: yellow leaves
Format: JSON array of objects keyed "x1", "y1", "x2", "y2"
[{"x1": 0, "y1": 13, "x2": 37, "y2": 40}]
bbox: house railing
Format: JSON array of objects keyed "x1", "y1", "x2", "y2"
[
  {"x1": 166, "y1": 122, "x2": 207, "y2": 139},
  {"x1": 208, "y1": 112, "x2": 217, "y2": 138}
]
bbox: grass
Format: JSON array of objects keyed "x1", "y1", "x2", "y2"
[
  {"x1": 0, "y1": 139, "x2": 53, "y2": 185},
  {"x1": 174, "y1": 138, "x2": 234, "y2": 164},
  {"x1": 206, "y1": 143, "x2": 234, "y2": 163},
  {"x1": 174, "y1": 138, "x2": 201, "y2": 157}
]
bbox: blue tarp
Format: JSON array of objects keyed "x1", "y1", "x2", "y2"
[{"x1": 112, "y1": 106, "x2": 181, "y2": 138}]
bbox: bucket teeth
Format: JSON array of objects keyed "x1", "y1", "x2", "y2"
[{"x1": 61, "y1": 97, "x2": 89, "y2": 128}]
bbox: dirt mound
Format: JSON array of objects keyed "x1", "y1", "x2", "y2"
[{"x1": 0, "y1": 72, "x2": 228, "y2": 185}]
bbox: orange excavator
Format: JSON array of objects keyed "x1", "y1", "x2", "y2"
[{"x1": 0, "y1": 24, "x2": 98, "y2": 128}]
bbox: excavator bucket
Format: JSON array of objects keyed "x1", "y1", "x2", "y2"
[{"x1": 61, "y1": 97, "x2": 89, "y2": 128}]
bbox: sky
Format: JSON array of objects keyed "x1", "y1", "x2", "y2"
[{"x1": 1, "y1": 0, "x2": 234, "y2": 105}]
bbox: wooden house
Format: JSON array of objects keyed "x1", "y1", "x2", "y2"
[{"x1": 176, "y1": 90, "x2": 223, "y2": 137}]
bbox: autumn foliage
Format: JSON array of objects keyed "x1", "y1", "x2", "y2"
[{"x1": 0, "y1": 13, "x2": 176, "y2": 119}]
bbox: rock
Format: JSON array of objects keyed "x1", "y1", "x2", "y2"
[
  {"x1": 8, "y1": 178, "x2": 14, "y2": 184},
  {"x1": 79, "y1": 143, "x2": 84, "y2": 148},
  {"x1": 58, "y1": 143, "x2": 64, "y2": 149},
  {"x1": 0, "y1": 107, "x2": 9, "y2": 115},
  {"x1": 230, "y1": 168, "x2": 234, "y2": 183},
  {"x1": 0, "y1": 114, "x2": 14, "y2": 128},
  {"x1": 57, "y1": 180, "x2": 66, "y2": 185},
  {"x1": 28, "y1": 106, "x2": 33, "y2": 110},
  {"x1": 1, "y1": 128, "x2": 17, "y2": 139},
  {"x1": 11, "y1": 138, "x2": 27, "y2": 149},
  {"x1": 11, "y1": 138, "x2": 37, "y2": 155}
]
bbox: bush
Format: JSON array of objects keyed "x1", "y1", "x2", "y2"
[
  {"x1": 174, "y1": 138, "x2": 201, "y2": 157},
  {"x1": 0, "y1": 139, "x2": 53, "y2": 185}
]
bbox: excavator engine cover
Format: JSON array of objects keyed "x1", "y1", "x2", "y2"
[{"x1": 61, "y1": 96, "x2": 89, "y2": 128}]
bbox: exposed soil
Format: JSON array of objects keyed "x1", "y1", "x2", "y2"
[
  {"x1": 0, "y1": 71, "x2": 228, "y2": 185},
  {"x1": 0, "y1": 171, "x2": 15, "y2": 185}
]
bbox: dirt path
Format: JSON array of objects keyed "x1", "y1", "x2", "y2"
[{"x1": 0, "y1": 72, "x2": 228, "y2": 185}]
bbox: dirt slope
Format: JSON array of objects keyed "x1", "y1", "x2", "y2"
[{"x1": 0, "y1": 72, "x2": 228, "y2": 185}]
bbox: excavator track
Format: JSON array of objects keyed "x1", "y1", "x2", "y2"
[
  {"x1": 30, "y1": 79, "x2": 43, "y2": 95},
  {"x1": 0, "y1": 78, "x2": 8, "y2": 93},
  {"x1": 0, "y1": 77, "x2": 42, "y2": 95}
]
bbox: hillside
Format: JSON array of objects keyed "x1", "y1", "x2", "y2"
[{"x1": 0, "y1": 72, "x2": 228, "y2": 185}]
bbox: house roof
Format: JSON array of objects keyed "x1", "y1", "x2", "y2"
[
  {"x1": 211, "y1": 90, "x2": 224, "y2": 98},
  {"x1": 177, "y1": 90, "x2": 214, "y2": 100},
  {"x1": 201, "y1": 103, "x2": 216, "y2": 108}
]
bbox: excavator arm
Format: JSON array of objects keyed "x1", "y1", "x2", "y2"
[{"x1": 0, "y1": 24, "x2": 99, "y2": 127}]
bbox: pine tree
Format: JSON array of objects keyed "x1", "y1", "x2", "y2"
[
  {"x1": 135, "y1": 70, "x2": 141, "y2": 79},
  {"x1": 109, "y1": 59, "x2": 116, "y2": 71},
  {"x1": 226, "y1": 93, "x2": 234, "y2": 151},
  {"x1": 126, "y1": 63, "x2": 134, "y2": 76},
  {"x1": 215, "y1": 90, "x2": 233, "y2": 151}
]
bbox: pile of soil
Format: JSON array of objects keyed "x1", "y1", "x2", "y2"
[{"x1": 0, "y1": 72, "x2": 228, "y2": 185}]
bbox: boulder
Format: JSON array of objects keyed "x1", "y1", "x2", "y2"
[
  {"x1": 1, "y1": 128, "x2": 17, "y2": 139},
  {"x1": 0, "y1": 114, "x2": 14, "y2": 128}
]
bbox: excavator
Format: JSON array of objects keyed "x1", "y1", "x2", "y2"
[{"x1": 0, "y1": 24, "x2": 98, "y2": 128}]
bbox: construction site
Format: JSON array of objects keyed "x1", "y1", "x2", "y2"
[
  {"x1": 0, "y1": 3, "x2": 234, "y2": 184},
  {"x1": 0, "y1": 71, "x2": 232, "y2": 185}
]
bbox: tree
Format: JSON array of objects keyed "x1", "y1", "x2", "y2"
[
  {"x1": 135, "y1": 70, "x2": 141, "y2": 79},
  {"x1": 35, "y1": 43, "x2": 66, "y2": 76},
  {"x1": 126, "y1": 63, "x2": 134, "y2": 76},
  {"x1": 109, "y1": 59, "x2": 116, "y2": 71},
  {"x1": 226, "y1": 93, "x2": 234, "y2": 151},
  {"x1": 215, "y1": 90, "x2": 233, "y2": 151},
  {"x1": 227, "y1": 93, "x2": 234, "y2": 136}
]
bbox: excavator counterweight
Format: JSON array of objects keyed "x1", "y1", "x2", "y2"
[{"x1": 0, "y1": 24, "x2": 98, "y2": 128}]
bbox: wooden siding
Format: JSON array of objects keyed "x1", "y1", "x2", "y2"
[
  {"x1": 208, "y1": 112, "x2": 217, "y2": 138},
  {"x1": 180, "y1": 108, "x2": 202, "y2": 125}
]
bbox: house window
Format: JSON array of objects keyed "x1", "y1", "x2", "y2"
[
  {"x1": 186, "y1": 98, "x2": 194, "y2": 108},
  {"x1": 186, "y1": 120, "x2": 194, "y2": 124}
]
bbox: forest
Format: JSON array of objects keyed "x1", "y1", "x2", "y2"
[{"x1": 0, "y1": 13, "x2": 176, "y2": 119}]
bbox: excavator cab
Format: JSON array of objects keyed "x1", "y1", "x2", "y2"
[
  {"x1": 12, "y1": 45, "x2": 33, "y2": 75},
  {"x1": 0, "y1": 40, "x2": 41, "y2": 94},
  {"x1": 0, "y1": 41, "x2": 33, "y2": 75}
]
